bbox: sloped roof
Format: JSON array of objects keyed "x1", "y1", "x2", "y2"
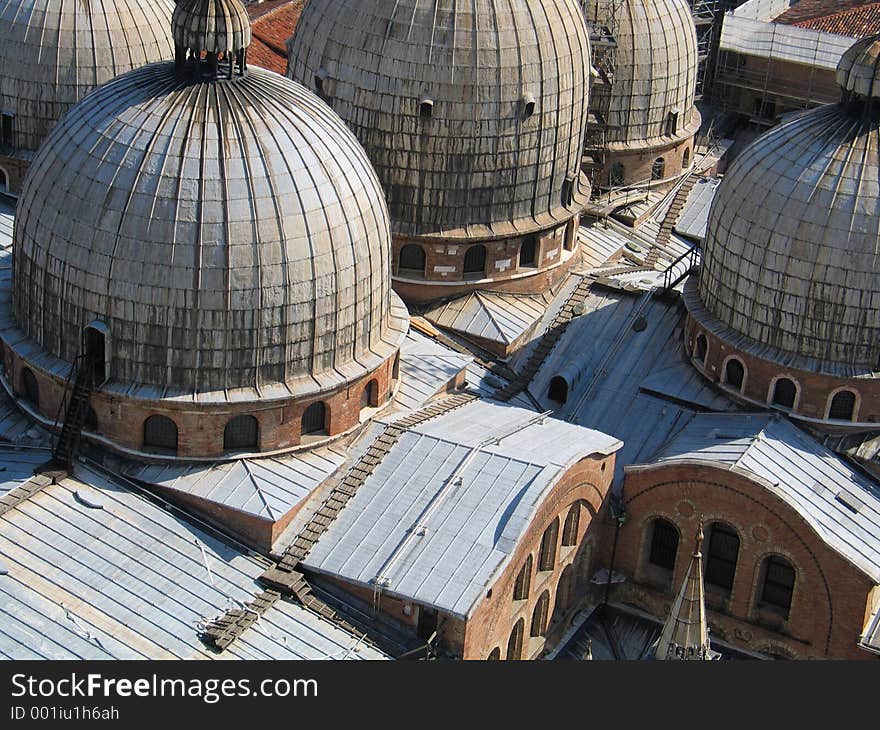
[
  {"x1": 648, "y1": 412, "x2": 880, "y2": 583},
  {"x1": 247, "y1": 1, "x2": 304, "y2": 74},
  {"x1": 790, "y1": 4, "x2": 880, "y2": 37},
  {"x1": 0, "y1": 461, "x2": 386, "y2": 659},
  {"x1": 425, "y1": 291, "x2": 550, "y2": 347},
  {"x1": 303, "y1": 399, "x2": 621, "y2": 618}
]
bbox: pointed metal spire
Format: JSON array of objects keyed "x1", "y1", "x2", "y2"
[{"x1": 654, "y1": 519, "x2": 716, "y2": 661}]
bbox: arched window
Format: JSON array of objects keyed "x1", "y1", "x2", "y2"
[
  {"x1": 463, "y1": 245, "x2": 487, "y2": 278},
  {"x1": 562, "y1": 504, "x2": 580, "y2": 546},
  {"x1": 724, "y1": 358, "x2": 745, "y2": 390},
  {"x1": 683, "y1": 147, "x2": 691, "y2": 169},
  {"x1": 538, "y1": 517, "x2": 560, "y2": 571},
  {"x1": 828, "y1": 390, "x2": 857, "y2": 421},
  {"x1": 695, "y1": 334, "x2": 708, "y2": 363},
  {"x1": 704, "y1": 522, "x2": 740, "y2": 592},
  {"x1": 224, "y1": 415, "x2": 259, "y2": 451},
  {"x1": 519, "y1": 236, "x2": 537, "y2": 267},
  {"x1": 361, "y1": 379, "x2": 379, "y2": 410},
  {"x1": 556, "y1": 565, "x2": 575, "y2": 615},
  {"x1": 84, "y1": 323, "x2": 107, "y2": 384},
  {"x1": 759, "y1": 555, "x2": 795, "y2": 618},
  {"x1": 513, "y1": 555, "x2": 532, "y2": 601},
  {"x1": 20, "y1": 367, "x2": 39, "y2": 406},
  {"x1": 648, "y1": 518, "x2": 678, "y2": 571},
  {"x1": 0, "y1": 167, "x2": 8, "y2": 193},
  {"x1": 392, "y1": 352, "x2": 401, "y2": 381},
  {"x1": 398, "y1": 244, "x2": 426, "y2": 277},
  {"x1": 609, "y1": 162, "x2": 625, "y2": 187},
  {"x1": 771, "y1": 378, "x2": 797, "y2": 409},
  {"x1": 301, "y1": 402, "x2": 328, "y2": 436},
  {"x1": 548, "y1": 376, "x2": 568, "y2": 405},
  {"x1": 651, "y1": 157, "x2": 666, "y2": 181},
  {"x1": 563, "y1": 219, "x2": 577, "y2": 251},
  {"x1": 530, "y1": 591, "x2": 550, "y2": 637},
  {"x1": 506, "y1": 618, "x2": 524, "y2": 660},
  {"x1": 487, "y1": 647, "x2": 501, "y2": 660},
  {"x1": 143, "y1": 415, "x2": 178, "y2": 454}
]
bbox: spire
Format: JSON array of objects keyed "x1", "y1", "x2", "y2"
[
  {"x1": 654, "y1": 520, "x2": 717, "y2": 661},
  {"x1": 172, "y1": 0, "x2": 252, "y2": 79}
]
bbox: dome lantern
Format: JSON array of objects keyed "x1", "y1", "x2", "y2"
[
  {"x1": 172, "y1": 0, "x2": 252, "y2": 79},
  {"x1": 837, "y1": 33, "x2": 880, "y2": 115}
]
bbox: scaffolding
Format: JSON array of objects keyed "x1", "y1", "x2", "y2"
[
  {"x1": 580, "y1": 1, "x2": 623, "y2": 189},
  {"x1": 688, "y1": 0, "x2": 722, "y2": 98}
]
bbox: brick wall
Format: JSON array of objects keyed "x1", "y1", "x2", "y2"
[
  {"x1": 0, "y1": 154, "x2": 28, "y2": 196},
  {"x1": 686, "y1": 313, "x2": 880, "y2": 425},
  {"x1": 594, "y1": 135, "x2": 695, "y2": 190},
  {"x1": 601, "y1": 462, "x2": 878, "y2": 660}
]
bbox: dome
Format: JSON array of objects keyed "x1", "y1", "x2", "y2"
[
  {"x1": 172, "y1": 0, "x2": 251, "y2": 56},
  {"x1": 586, "y1": 0, "x2": 700, "y2": 146},
  {"x1": 286, "y1": 0, "x2": 592, "y2": 240},
  {"x1": 12, "y1": 61, "x2": 406, "y2": 395},
  {"x1": 0, "y1": 0, "x2": 176, "y2": 153},
  {"x1": 837, "y1": 34, "x2": 880, "y2": 99},
  {"x1": 698, "y1": 50, "x2": 880, "y2": 371}
]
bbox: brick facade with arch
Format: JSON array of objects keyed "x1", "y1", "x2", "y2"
[{"x1": 600, "y1": 461, "x2": 879, "y2": 660}]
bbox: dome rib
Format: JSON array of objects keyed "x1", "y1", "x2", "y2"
[{"x1": 172, "y1": 0, "x2": 252, "y2": 56}]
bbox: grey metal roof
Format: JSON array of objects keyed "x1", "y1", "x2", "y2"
[
  {"x1": 673, "y1": 177, "x2": 721, "y2": 243},
  {"x1": 304, "y1": 399, "x2": 622, "y2": 618},
  {"x1": 122, "y1": 448, "x2": 346, "y2": 522},
  {"x1": 0, "y1": 460, "x2": 385, "y2": 659},
  {"x1": 0, "y1": 198, "x2": 13, "y2": 251},
  {"x1": 0, "y1": 445, "x2": 49, "y2": 497},
  {"x1": 425, "y1": 291, "x2": 550, "y2": 347},
  {"x1": 525, "y1": 285, "x2": 737, "y2": 492},
  {"x1": 394, "y1": 331, "x2": 473, "y2": 412},
  {"x1": 649, "y1": 412, "x2": 880, "y2": 582},
  {"x1": 838, "y1": 35, "x2": 880, "y2": 97}
]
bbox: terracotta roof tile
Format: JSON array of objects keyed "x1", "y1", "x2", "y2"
[{"x1": 246, "y1": 0, "x2": 304, "y2": 74}]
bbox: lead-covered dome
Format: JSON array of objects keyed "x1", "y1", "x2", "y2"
[
  {"x1": 13, "y1": 61, "x2": 406, "y2": 395},
  {"x1": 287, "y1": 0, "x2": 592, "y2": 240},
  {"x1": 698, "y1": 36, "x2": 880, "y2": 371},
  {"x1": 0, "y1": 0, "x2": 176, "y2": 153},
  {"x1": 586, "y1": 0, "x2": 700, "y2": 145},
  {"x1": 172, "y1": 0, "x2": 251, "y2": 56}
]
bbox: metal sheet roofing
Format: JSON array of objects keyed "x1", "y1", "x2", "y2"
[
  {"x1": 0, "y1": 460, "x2": 385, "y2": 659},
  {"x1": 304, "y1": 399, "x2": 621, "y2": 617},
  {"x1": 649, "y1": 412, "x2": 880, "y2": 582},
  {"x1": 0, "y1": 198, "x2": 12, "y2": 251},
  {"x1": 394, "y1": 331, "x2": 473, "y2": 412},
  {"x1": 0, "y1": 445, "x2": 49, "y2": 497},
  {"x1": 425, "y1": 291, "x2": 550, "y2": 347},
  {"x1": 674, "y1": 177, "x2": 722, "y2": 243}
]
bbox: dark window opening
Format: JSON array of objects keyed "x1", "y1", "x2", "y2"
[
  {"x1": 562, "y1": 504, "x2": 580, "y2": 546},
  {"x1": 829, "y1": 390, "x2": 857, "y2": 421},
  {"x1": 530, "y1": 591, "x2": 550, "y2": 637},
  {"x1": 522, "y1": 95, "x2": 536, "y2": 119},
  {"x1": 609, "y1": 162, "x2": 625, "y2": 187},
  {"x1": 462, "y1": 245, "x2": 487, "y2": 278},
  {"x1": 538, "y1": 517, "x2": 559, "y2": 571},
  {"x1": 760, "y1": 555, "x2": 795, "y2": 618},
  {"x1": 398, "y1": 244, "x2": 426, "y2": 276},
  {"x1": 666, "y1": 111, "x2": 680, "y2": 136},
  {"x1": 519, "y1": 236, "x2": 537, "y2": 267},
  {"x1": 695, "y1": 334, "x2": 708, "y2": 363},
  {"x1": 417, "y1": 606, "x2": 437, "y2": 641},
  {"x1": 507, "y1": 618, "x2": 524, "y2": 660},
  {"x1": 648, "y1": 518, "x2": 678, "y2": 571},
  {"x1": 564, "y1": 219, "x2": 577, "y2": 251},
  {"x1": 392, "y1": 352, "x2": 401, "y2": 381},
  {"x1": 487, "y1": 647, "x2": 501, "y2": 660},
  {"x1": 548, "y1": 376, "x2": 568, "y2": 405},
  {"x1": 556, "y1": 565, "x2": 574, "y2": 615},
  {"x1": 84, "y1": 405, "x2": 99, "y2": 433},
  {"x1": 513, "y1": 555, "x2": 532, "y2": 601},
  {"x1": 0, "y1": 168, "x2": 7, "y2": 192},
  {"x1": 561, "y1": 177, "x2": 574, "y2": 207},
  {"x1": 361, "y1": 379, "x2": 379, "y2": 409},
  {"x1": 420, "y1": 99, "x2": 433, "y2": 119},
  {"x1": 651, "y1": 157, "x2": 666, "y2": 181},
  {"x1": 21, "y1": 367, "x2": 39, "y2": 407},
  {"x1": 143, "y1": 415, "x2": 178, "y2": 455},
  {"x1": 683, "y1": 147, "x2": 691, "y2": 168},
  {"x1": 224, "y1": 415, "x2": 259, "y2": 451},
  {"x1": 724, "y1": 358, "x2": 745, "y2": 390},
  {"x1": 302, "y1": 401, "x2": 328, "y2": 436},
  {"x1": 772, "y1": 378, "x2": 797, "y2": 409},
  {"x1": 704, "y1": 522, "x2": 740, "y2": 592},
  {"x1": 84, "y1": 325, "x2": 106, "y2": 384}
]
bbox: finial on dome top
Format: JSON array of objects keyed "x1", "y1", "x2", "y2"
[
  {"x1": 172, "y1": 0, "x2": 252, "y2": 79},
  {"x1": 837, "y1": 34, "x2": 880, "y2": 110}
]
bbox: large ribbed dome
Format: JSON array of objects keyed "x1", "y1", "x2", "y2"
[
  {"x1": 698, "y1": 65, "x2": 880, "y2": 371},
  {"x1": 287, "y1": 0, "x2": 592, "y2": 240},
  {"x1": 586, "y1": 0, "x2": 699, "y2": 145},
  {"x1": 0, "y1": 0, "x2": 176, "y2": 153},
  {"x1": 13, "y1": 62, "x2": 406, "y2": 395}
]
